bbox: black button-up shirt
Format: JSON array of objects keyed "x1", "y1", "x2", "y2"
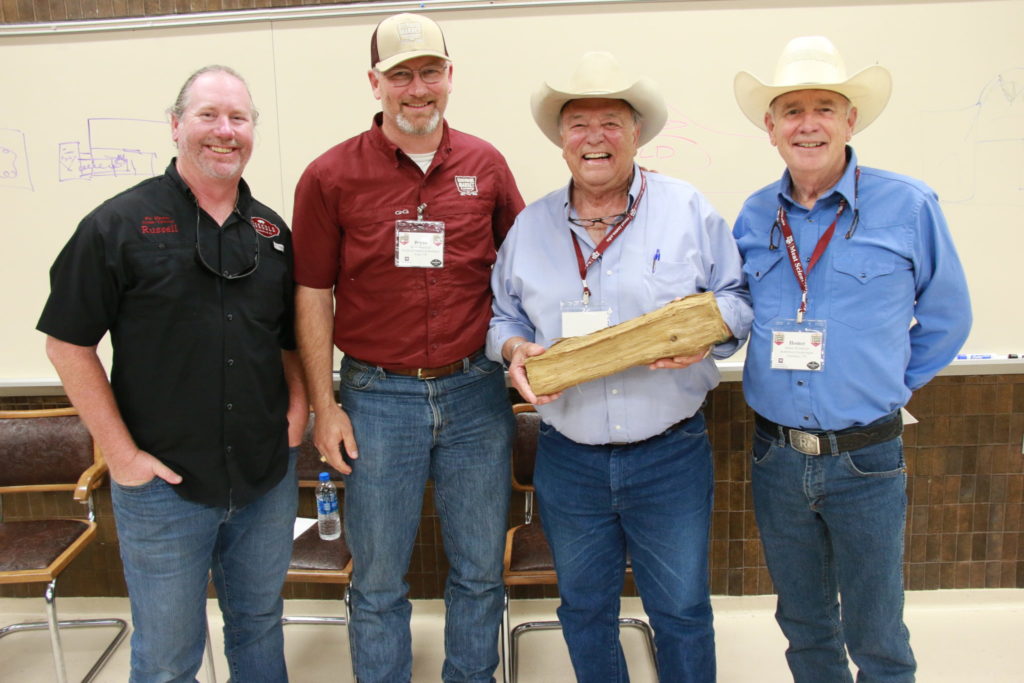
[{"x1": 39, "y1": 161, "x2": 296, "y2": 507}]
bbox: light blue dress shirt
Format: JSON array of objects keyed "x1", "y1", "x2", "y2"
[
  {"x1": 733, "y1": 147, "x2": 972, "y2": 431},
  {"x1": 487, "y1": 165, "x2": 752, "y2": 445}
]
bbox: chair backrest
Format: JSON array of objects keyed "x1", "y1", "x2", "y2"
[
  {"x1": 0, "y1": 407, "x2": 98, "y2": 493},
  {"x1": 511, "y1": 404, "x2": 541, "y2": 493},
  {"x1": 295, "y1": 413, "x2": 345, "y2": 487}
]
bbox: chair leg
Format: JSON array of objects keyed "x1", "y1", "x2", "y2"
[
  {"x1": 506, "y1": 616, "x2": 657, "y2": 682},
  {"x1": 0, "y1": 578, "x2": 129, "y2": 683},
  {"x1": 279, "y1": 586, "x2": 354, "y2": 680},
  {"x1": 500, "y1": 590, "x2": 511, "y2": 683}
]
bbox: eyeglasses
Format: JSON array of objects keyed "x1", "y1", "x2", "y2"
[
  {"x1": 383, "y1": 63, "x2": 448, "y2": 87},
  {"x1": 567, "y1": 213, "x2": 627, "y2": 229},
  {"x1": 194, "y1": 210, "x2": 260, "y2": 280}
]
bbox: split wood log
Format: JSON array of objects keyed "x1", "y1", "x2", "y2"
[{"x1": 523, "y1": 291, "x2": 731, "y2": 396}]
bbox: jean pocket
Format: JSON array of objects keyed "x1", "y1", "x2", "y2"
[
  {"x1": 751, "y1": 429, "x2": 778, "y2": 466},
  {"x1": 111, "y1": 476, "x2": 164, "y2": 493},
  {"x1": 840, "y1": 437, "x2": 905, "y2": 477},
  {"x1": 467, "y1": 355, "x2": 502, "y2": 377},
  {"x1": 340, "y1": 358, "x2": 381, "y2": 391}
]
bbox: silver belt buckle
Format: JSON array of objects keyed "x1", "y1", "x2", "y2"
[{"x1": 788, "y1": 429, "x2": 821, "y2": 456}]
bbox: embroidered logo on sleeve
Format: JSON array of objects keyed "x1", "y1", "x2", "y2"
[
  {"x1": 455, "y1": 176, "x2": 478, "y2": 196},
  {"x1": 251, "y1": 216, "x2": 281, "y2": 238},
  {"x1": 140, "y1": 216, "x2": 179, "y2": 234}
]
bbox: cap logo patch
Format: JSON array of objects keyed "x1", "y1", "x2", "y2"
[
  {"x1": 398, "y1": 21, "x2": 423, "y2": 44},
  {"x1": 251, "y1": 216, "x2": 280, "y2": 238}
]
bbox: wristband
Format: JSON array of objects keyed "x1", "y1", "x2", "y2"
[{"x1": 508, "y1": 340, "x2": 528, "y2": 361}]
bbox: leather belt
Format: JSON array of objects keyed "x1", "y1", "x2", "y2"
[
  {"x1": 381, "y1": 349, "x2": 484, "y2": 380},
  {"x1": 755, "y1": 412, "x2": 902, "y2": 456}
]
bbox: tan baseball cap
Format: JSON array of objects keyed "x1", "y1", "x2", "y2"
[{"x1": 370, "y1": 13, "x2": 450, "y2": 72}]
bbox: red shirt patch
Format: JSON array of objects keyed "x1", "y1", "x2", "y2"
[
  {"x1": 140, "y1": 216, "x2": 179, "y2": 234},
  {"x1": 251, "y1": 217, "x2": 280, "y2": 238}
]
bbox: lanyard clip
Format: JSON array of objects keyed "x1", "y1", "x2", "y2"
[{"x1": 416, "y1": 203, "x2": 427, "y2": 220}]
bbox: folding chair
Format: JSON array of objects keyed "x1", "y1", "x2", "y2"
[
  {"x1": 0, "y1": 407, "x2": 128, "y2": 683},
  {"x1": 500, "y1": 404, "x2": 656, "y2": 682}
]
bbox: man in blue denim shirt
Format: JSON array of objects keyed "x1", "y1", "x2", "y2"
[
  {"x1": 489, "y1": 52, "x2": 751, "y2": 682},
  {"x1": 733, "y1": 37, "x2": 971, "y2": 682}
]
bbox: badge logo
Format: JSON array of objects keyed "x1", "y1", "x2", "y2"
[
  {"x1": 251, "y1": 217, "x2": 280, "y2": 238},
  {"x1": 773, "y1": 332, "x2": 784, "y2": 346},
  {"x1": 455, "y1": 176, "x2": 478, "y2": 196}
]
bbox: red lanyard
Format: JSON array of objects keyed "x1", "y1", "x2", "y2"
[
  {"x1": 570, "y1": 170, "x2": 648, "y2": 305},
  {"x1": 777, "y1": 198, "x2": 846, "y2": 323}
]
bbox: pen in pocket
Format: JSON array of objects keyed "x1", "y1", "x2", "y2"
[{"x1": 651, "y1": 249, "x2": 661, "y2": 273}]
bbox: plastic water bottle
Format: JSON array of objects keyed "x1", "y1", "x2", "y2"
[{"x1": 315, "y1": 472, "x2": 341, "y2": 540}]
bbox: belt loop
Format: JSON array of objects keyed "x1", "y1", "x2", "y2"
[
  {"x1": 462, "y1": 354, "x2": 471, "y2": 373},
  {"x1": 775, "y1": 423, "x2": 786, "y2": 447},
  {"x1": 825, "y1": 432, "x2": 840, "y2": 456}
]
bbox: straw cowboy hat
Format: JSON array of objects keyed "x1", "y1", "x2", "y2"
[
  {"x1": 734, "y1": 36, "x2": 892, "y2": 133},
  {"x1": 531, "y1": 51, "x2": 668, "y2": 147}
]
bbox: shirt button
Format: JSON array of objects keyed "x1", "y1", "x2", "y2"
[
  {"x1": 430, "y1": 278, "x2": 438, "y2": 285},
  {"x1": 606, "y1": 270, "x2": 613, "y2": 275},
  {"x1": 226, "y1": 313, "x2": 233, "y2": 321},
  {"x1": 226, "y1": 445, "x2": 233, "y2": 454},
  {"x1": 431, "y1": 310, "x2": 439, "y2": 318},
  {"x1": 615, "y1": 425, "x2": 622, "y2": 431},
  {"x1": 802, "y1": 416, "x2": 810, "y2": 422},
  {"x1": 222, "y1": 269, "x2": 230, "y2": 276},
  {"x1": 797, "y1": 380, "x2": 805, "y2": 386},
  {"x1": 226, "y1": 403, "x2": 233, "y2": 411},
  {"x1": 611, "y1": 389, "x2": 619, "y2": 395},
  {"x1": 227, "y1": 358, "x2": 234, "y2": 366}
]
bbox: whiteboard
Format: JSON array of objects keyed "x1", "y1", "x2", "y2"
[{"x1": 1, "y1": 0, "x2": 1021, "y2": 383}]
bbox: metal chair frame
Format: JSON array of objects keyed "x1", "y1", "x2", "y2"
[
  {"x1": 500, "y1": 404, "x2": 657, "y2": 683},
  {"x1": 0, "y1": 407, "x2": 128, "y2": 683}
]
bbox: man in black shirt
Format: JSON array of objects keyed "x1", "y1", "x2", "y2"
[{"x1": 38, "y1": 65, "x2": 306, "y2": 682}]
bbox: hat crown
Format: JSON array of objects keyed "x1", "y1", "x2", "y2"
[
  {"x1": 772, "y1": 36, "x2": 849, "y2": 88},
  {"x1": 561, "y1": 51, "x2": 634, "y2": 95},
  {"x1": 371, "y1": 13, "x2": 448, "y2": 71}
]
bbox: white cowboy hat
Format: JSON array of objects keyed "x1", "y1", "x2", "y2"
[
  {"x1": 531, "y1": 51, "x2": 668, "y2": 147},
  {"x1": 734, "y1": 36, "x2": 892, "y2": 133}
]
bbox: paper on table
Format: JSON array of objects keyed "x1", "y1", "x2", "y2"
[{"x1": 294, "y1": 517, "x2": 317, "y2": 540}]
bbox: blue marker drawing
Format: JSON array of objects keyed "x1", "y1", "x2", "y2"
[
  {"x1": 0, "y1": 128, "x2": 34, "y2": 191},
  {"x1": 59, "y1": 117, "x2": 163, "y2": 182}
]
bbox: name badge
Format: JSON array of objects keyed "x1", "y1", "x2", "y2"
[
  {"x1": 561, "y1": 299, "x2": 611, "y2": 338},
  {"x1": 395, "y1": 220, "x2": 445, "y2": 268},
  {"x1": 770, "y1": 319, "x2": 827, "y2": 371}
]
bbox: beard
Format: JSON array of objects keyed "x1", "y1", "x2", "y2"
[{"x1": 396, "y1": 109, "x2": 442, "y2": 137}]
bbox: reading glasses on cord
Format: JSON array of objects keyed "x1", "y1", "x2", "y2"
[
  {"x1": 768, "y1": 168, "x2": 861, "y2": 250},
  {"x1": 383, "y1": 64, "x2": 448, "y2": 87},
  {"x1": 194, "y1": 209, "x2": 260, "y2": 280},
  {"x1": 567, "y1": 212, "x2": 627, "y2": 229}
]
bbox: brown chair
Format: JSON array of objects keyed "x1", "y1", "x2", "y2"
[
  {"x1": 501, "y1": 404, "x2": 656, "y2": 683},
  {"x1": 0, "y1": 407, "x2": 128, "y2": 683},
  {"x1": 280, "y1": 414, "x2": 353, "y2": 676}
]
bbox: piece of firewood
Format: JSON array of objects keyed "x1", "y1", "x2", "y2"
[{"x1": 524, "y1": 292, "x2": 731, "y2": 396}]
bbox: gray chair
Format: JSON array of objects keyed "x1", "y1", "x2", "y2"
[{"x1": 0, "y1": 407, "x2": 128, "y2": 683}]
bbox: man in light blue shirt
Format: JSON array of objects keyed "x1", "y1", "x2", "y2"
[
  {"x1": 733, "y1": 37, "x2": 971, "y2": 682},
  {"x1": 487, "y1": 52, "x2": 751, "y2": 682}
]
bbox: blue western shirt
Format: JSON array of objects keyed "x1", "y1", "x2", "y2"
[
  {"x1": 487, "y1": 165, "x2": 752, "y2": 445},
  {"x1": 733, "y1": 147, "x2": 972, "y2": 431}
]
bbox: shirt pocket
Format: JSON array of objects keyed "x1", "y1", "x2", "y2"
[
  {"x1": 123, "y1": 243, "x2": 203, "y2": 320},
  {"x1": 742, "y1": 249, "x2": 785, "y2": 323},
  {"x1": 829, "y1": 247, "x2": 909, "y2": 329},
  {"x1": 643, "y1": 259, "x2": 697, "y2": 309}
]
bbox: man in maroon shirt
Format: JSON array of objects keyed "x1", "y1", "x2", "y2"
[{"x1": 291, "y1": 13, "x2": 524, "y2": 683}]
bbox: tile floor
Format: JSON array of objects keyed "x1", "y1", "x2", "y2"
[{"x1": 1, "y1": 589, "x2": 1021, "y2": 681}]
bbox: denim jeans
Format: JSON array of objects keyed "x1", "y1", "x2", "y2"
[
  {"x1": 339, "y1": 353, "x2": 513, "y2": 683},
  {"x1": 751, "y1": 417, "x2": 916, "y2": 683},
  {"x1": 534, "y1": 412, "x2": 716, "y2": 683},
  {"x1": 110, "y1": 448, "x2": 297, "y2": 683}
]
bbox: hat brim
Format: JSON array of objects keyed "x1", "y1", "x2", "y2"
[
  {"x1": 530, "y1": 78, "x2": 668, "y2": 148},
  {"x1": 375, "y1": 49, "x2": 450, "y2": 73},
  {"x1": 733, "y1": 64, "x2": 892, "y2": 133}
]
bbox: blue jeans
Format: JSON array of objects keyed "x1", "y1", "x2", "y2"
[
  {"x1": 110, "y1": 448, "x2": 298, "y2": 683},
  {"x1": 339, "y1": 354, "x2": 513, "y2": 683},
  {"x1": 535, "y1": 412, "x2": 716, "y2": 683},
  {"x1": 751, "y1": 417, "x2": 916, "y2": 682}
]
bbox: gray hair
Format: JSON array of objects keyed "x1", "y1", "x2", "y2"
[{"x1": 168, "y1": 65, "x2": 259, "y2": 124}]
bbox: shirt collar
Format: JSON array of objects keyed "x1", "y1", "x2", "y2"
[
  {"x1": 368, "y1": 112, "x2": 452, "y2": 168},
  {"x1": 561, "y1": 162, "x2": 643, "y2": 216},
  {"x1": 777, "y1": 145, "x2": 858, "y2": 210}
]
